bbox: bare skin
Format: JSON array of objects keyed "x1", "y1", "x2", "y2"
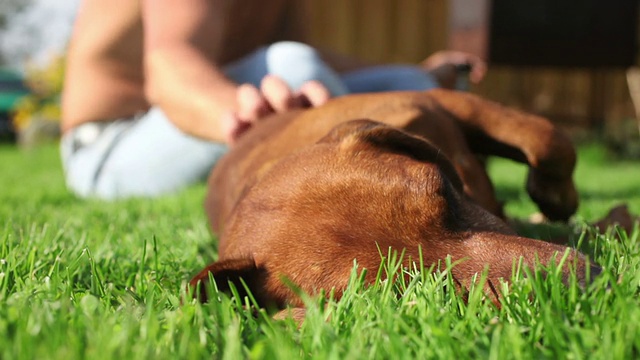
[{"x1": 62, "y1": 0, "x2": 488, "y2": 144}]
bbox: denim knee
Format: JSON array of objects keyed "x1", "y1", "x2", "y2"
[{"x1": 265, "y1": 41, "x2": 349, "y2": 96}]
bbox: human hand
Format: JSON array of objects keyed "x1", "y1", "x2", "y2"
[
  {"x1": 421, "y1": 51, "x2": 487, "y2": 84},
  {"x1": 222, "y1": 75, "x2": 331, "y2": 144}
]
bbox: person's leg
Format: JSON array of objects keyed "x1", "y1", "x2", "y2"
[
  {"x1": 341, "y1": 65, "x2": 440, "y2": 93},
  {"x1": 61, "y1": 120, "x2": 135, "y2": 198},
  {"x1": 95, "y1": 108, "x2": 228, "y2": 198},
  {"x1": 226, "y1": 42, "x2": 461, "y2": 95},
  {"x1": 61, "y1": 109, "x2": 227, "y2": 199},
  {"x1": 224, "y1": 41, "x2": 349, "y2": 96}
]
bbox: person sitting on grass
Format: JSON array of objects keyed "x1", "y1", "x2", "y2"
[{"x1": 60, "y1": 0, "x2": 487, "y2": 200}]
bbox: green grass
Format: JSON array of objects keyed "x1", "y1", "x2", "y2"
[{"x1": 1, "y1": 142, "x2": 639, "y2": 359}]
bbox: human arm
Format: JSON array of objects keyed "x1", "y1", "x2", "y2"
[
  {"x1": 142, "y1": 0, "x2": 330, "y2": 144},
  {"x1": 142, "y1": 0, "x2": 238, "y2": 143}
]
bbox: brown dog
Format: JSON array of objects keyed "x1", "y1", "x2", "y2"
[{"x1": 190, "y1": 89, "x2": 598, "y2": 314}]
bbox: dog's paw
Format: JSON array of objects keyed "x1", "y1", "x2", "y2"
[{"x1": 526, "y1": 169, "x2": 578, "y2": 222}]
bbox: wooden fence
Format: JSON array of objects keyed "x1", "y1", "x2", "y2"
[
  {"x1": 476, "y1": 68, "x2": 635, "y2": 133},
  {"x1": 307, "y1": 0, "x2": 448, "y2": 65},
  {"x1": 305, "y1": 0, "x2": 637, "y2": 137}
]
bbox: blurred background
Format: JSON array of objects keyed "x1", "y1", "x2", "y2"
[
  {"x1": 0, "y1": 0, "x2": 76, "y2": 145},
  {"x1": 0, "y1": 0, "x2": 638, "y2": 155}
]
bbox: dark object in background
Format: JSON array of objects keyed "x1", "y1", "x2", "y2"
[
  {"x1": 0, "y1": 112, "x2": 17, "y2": 143},
  {"x1": 0, "y1": 69, "x2": 30, "y2": 143},
  {"x1": 489, "y1": 0, "x2": 638, "y2": 67}
]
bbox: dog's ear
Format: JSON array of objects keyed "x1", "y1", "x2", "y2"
[
  {"x1": 188, "y1": 258, "x2": 263, "y2": 303},
  {"x1": 321, "y1": 119, "x2": 464, "y2": 192},
  {"x1": 317, "y1": 118, "x2": 380, "y2": 144}
]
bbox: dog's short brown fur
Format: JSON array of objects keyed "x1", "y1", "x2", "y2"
[{"x1": 190, "y1": 89, "x2": 598, "y2": 313}]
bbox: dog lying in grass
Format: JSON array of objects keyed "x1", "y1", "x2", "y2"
[{"x1": 189, "y1": 89, "x2": 600, "y2": 316}]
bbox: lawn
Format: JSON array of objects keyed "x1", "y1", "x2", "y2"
[{"x1": 1, "y1": 142, "x2": 639, "y2": 359}]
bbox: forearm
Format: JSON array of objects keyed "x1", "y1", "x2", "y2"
[{"x1": 145, "y1": 45, "x2": 237, "y2": 142}]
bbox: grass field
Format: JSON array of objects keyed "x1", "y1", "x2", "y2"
[{"x1": 1, "y1": 142, "x2": 639, "y2": 359}]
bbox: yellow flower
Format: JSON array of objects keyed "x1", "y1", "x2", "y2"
[{"x1": 11, "y1": 53, "x2": 65, "y2": 131}]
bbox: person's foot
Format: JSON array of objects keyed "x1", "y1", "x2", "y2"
[
  {"x1": 421, "y1": 50, "x2": 487, "y2": 89},
  {"x1": 427, "y1": 63, "x2": 459, "y2": 89}
]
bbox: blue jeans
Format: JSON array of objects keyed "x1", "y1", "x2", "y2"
[{"x1": 61, "y1": 41, "x2": 440, "y2": 199}]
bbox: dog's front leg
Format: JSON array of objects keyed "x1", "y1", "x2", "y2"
[{"x1": 426, "y1": 89, "x2": 578, "y2": 222}]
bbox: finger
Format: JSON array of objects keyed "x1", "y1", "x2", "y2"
[
  {"x1": 220, "y1": 111, "x2": 252, "y2": 145},
  {"x1": 228, "y1": 119, "x2": 253, "y2": 144},
  {"x1": 237, "y1": 83, "x2": 272, "y2": 121},
  {"x1": 261, "y1": 75, "x2": 300, "y2": 112},
  {"x1": 296, "y1": 80, "x2": 331, "y2": 107}
]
